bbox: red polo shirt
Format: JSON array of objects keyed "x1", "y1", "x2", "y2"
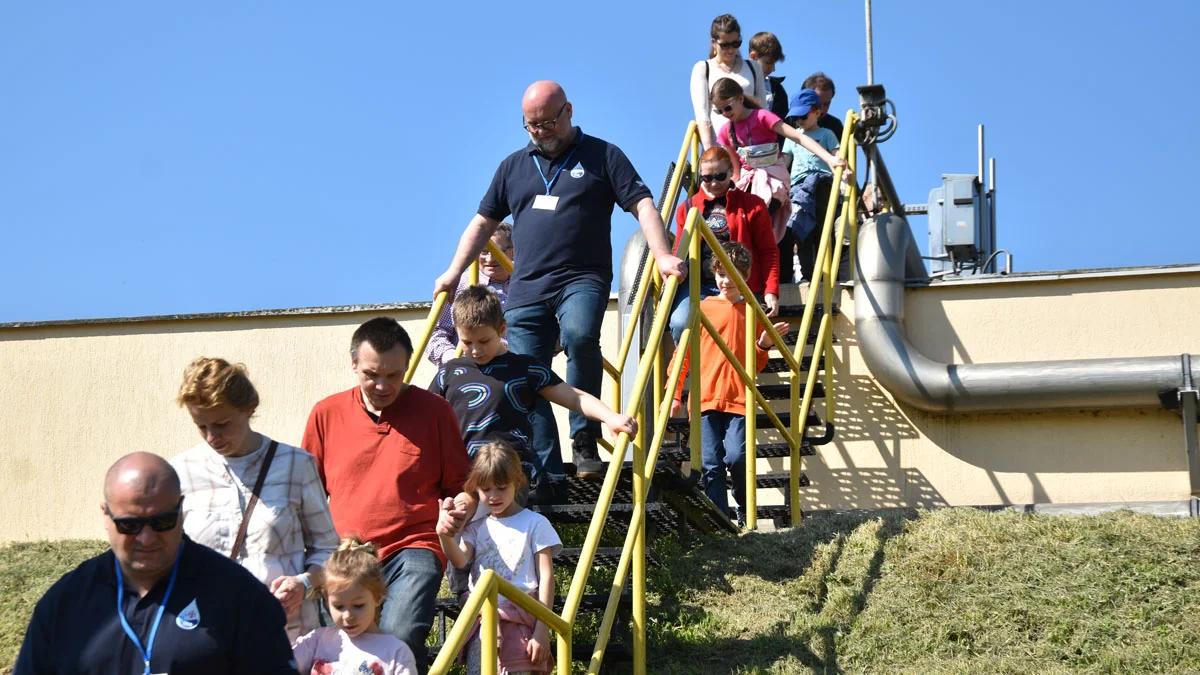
[{"x1": 302, "y1": 386, "x2": 470, "y2": 568}]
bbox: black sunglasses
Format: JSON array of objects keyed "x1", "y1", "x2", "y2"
[
  {"x1": 105, "y1": 498, "x2": 183, "y2": 535},
  {"x1": 713, "y1": 103, "x2": 735, "y2": 115},
  {"x1": 700, "y1": 171, "x2": 729, "y2": 183},
  {"x1": 714, "y1": 39, "x2": 742, "y2": 49}
]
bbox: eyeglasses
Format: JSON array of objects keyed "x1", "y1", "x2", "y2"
[
  {"x1": 105, "y1": 499, "x2": 183, "y2": 535},
  {"x1": 522, "y1": 102, "x2": 568, "y2": 132},
  {"x1": 700, "y1": 171, "x2": 729, "y2": 183},
  {"x1": 713, "y1": 103, "x2": 735, "y2": 115},
  {"x1": 714, "y1": 39, "x2": 742, "y2": 49}
]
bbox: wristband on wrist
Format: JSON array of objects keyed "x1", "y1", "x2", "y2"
[{"x1": 298, "y1": 572, "x2": 316, "y2": 599}]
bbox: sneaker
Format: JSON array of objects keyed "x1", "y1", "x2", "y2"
[
  {"x1": 526, "y1": 479, "x2": 568, "y2": 506},
  {"x1": 572, "y1": 432, "x2": 606, "y2": 480}
]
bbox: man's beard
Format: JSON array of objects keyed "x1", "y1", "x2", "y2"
[{"x1": 534, "y1": 136, "x2": 565, "y2": 156}]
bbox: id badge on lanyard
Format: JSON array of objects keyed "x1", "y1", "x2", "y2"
[{"x1": 530, "y1": 137, "x2": 581, "y2": 212}]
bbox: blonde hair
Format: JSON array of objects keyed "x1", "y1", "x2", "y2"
[
  {"x1": 463, "y1": 442, "x2": 527, "y2": 494},
  {"x1": 324, "y1": 536, "x2": 386, "y2": 618},
  {"x1": 176, "y1": 357, "x2": 259, "y2": 411}
]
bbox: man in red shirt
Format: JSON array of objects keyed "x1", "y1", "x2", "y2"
[{"x1": 302, "y1": 317, "x2": 474, "y2": 670}]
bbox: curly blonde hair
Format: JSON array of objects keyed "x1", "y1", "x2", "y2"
[{"x1": 176, "y1": 357, "x2": 259, "y2": 411}]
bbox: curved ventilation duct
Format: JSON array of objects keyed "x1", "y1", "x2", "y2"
[{"x1": 853, "y1": 213, "x2": 1195, "y2": 413}]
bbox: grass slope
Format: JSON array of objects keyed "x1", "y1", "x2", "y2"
[{"x1": 3, "y1": 510, "x2": 1199, "y2": 674}]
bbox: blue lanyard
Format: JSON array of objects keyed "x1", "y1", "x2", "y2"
[
  {"x1": 531, "y1": 135, "x2": 582, "y2": 195},
  {"x1": 115, "y1": 544, "x2": 183, "y2": 675}
]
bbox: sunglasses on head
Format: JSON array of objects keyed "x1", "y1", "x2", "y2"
[
  {"x1": 714, "y1": 39, "x2": 742, "y2": 49},
  {"x1": 700, "y1": 171, "x2": 729, "y2": 183},
  {"x1": 105, "y1": 498, "x2": 183, "y2": 535}
]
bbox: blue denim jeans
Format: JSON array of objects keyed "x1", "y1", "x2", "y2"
[
  {"x1": 504, "y1": 282, "x2": 609, "y2": 483},
  {"x1": 668, "y1": 281, "x2": 720, "y2": 344},
  {"x1": 700, "y1": 411, "x2": 748, "y2": 516},
  {"x1": 379, "y1": 547, "x2": 442, "y2": 673}
]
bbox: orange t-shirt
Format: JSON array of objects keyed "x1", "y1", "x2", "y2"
[
  {"x1": 302, "y1": 386, "x2": 470, "y2": 568},
  {"x1": 672, "y1": 296, "x2": 770, "y2": 416}
]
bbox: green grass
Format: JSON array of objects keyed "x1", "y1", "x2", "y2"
[{"x1": 4, "y1": 510, "x2": 1200, "y2": 674}]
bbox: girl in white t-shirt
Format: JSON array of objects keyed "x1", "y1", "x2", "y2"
[
  {"x1": 292, "y1": 538, "x2": 417, "y2": 675},
  {"x1": 438, "y1": 442, "x2": 563, "y2": 674}
]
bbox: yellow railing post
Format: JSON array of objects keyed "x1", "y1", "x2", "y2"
[
  {"x1": 632, "y1": 405, "x2": 647, "y2": 674},
  {"x1": 405, "y1": 292, "x2": 450, "y2": 384},
  {"x1": 481, "y1": 578, "x2": 498, "y2": 675},
  {"x1": 688, "y1": 205, "x2": 702, "y2": 472},
  {"x1": 744, "y1": 293, "x2": 757, "y2": 530}
]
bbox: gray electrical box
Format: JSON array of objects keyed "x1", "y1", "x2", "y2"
[{"x1": 929, "y1": 173, "x2": 993, "y2": 276}]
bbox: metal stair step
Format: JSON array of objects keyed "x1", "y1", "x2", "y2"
[
  {"x1": 556, "y1": 547, "x2": 657, "y2": 568},
  {"x1": 755, "y1": 472, "x2": 809, "y2": 489},
  {"x1": 756, "y1": 441, "x2": 816, "y2": 458},
  {"x1": 777, "y1": 303, "x2": 839, "y2": 319},
  {"x1": 756, "y1": 382, "x2": 824, "y2": 400},
  {"x1": 764, "y1": 354, "x2": 825, "y2": 373}
]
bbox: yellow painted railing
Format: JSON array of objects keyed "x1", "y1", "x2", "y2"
[{"x1": 423, "y1": 112, "x2": 859, "y2": 673}]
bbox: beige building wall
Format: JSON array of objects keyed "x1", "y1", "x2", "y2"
[
  {"x1": 788, "y1": 267, "x2": 1200, "y2": 512},
  {"x1": 0, "y1": 302, "x2": 620, "y2": 542},
  {"x1": 1, "y1": 266, "x2": 1197, "y2": 542}
]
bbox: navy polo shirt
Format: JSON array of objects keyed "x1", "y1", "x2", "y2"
[
  {"x1": 478, "y1": 127, "x2": 653, "y2": 310},
  {"x1": 14, "y1": 537, "x2": 299, "y2": 675}
]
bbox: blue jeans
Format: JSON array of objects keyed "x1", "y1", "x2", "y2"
[
  {"x1": 379, "y1": 548, "x2": 442, "y2": 673},
  {"x1": 700, "y1": 411, "x2": 748, "y2": 516},
  {"x1": 668, "y1": 281, "x2": 719, "y2": 344},
  {"x1": 504, "y1": 282, "x2": 609, "y2": 483}
]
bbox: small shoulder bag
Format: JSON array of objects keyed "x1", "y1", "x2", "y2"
[{"x1": 229, "y1": 440, "x2": 279, "y2": 561}]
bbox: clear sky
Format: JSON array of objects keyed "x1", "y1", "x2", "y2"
[{"x1": 2, "y1": 1, "x2": 1195, "y2": 322}]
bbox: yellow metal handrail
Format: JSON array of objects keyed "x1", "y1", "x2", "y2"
[
  {"x1": 787, "y1": 110, "x2": 859, "y2": 523},
  {"x1": 428, "y1": 112, "x2": 860, "y2": 674}
]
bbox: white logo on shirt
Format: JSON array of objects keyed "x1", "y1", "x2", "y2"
[
  {"x1": 570, "y1": 167, "x2": 585, "y2": 178},
  {"x1": 176, "y1": 598, "x2": 201, "y2": 630}
]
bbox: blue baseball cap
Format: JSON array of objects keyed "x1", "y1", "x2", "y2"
[{"x1": 787, "y1": 89, "x2": 822, "y2": 118}]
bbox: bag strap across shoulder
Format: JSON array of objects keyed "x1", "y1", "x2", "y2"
[{"x1": 229, "y1": 439, "x2": 278, "y2": 561}]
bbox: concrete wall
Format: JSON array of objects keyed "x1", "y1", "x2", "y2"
[
  {"x1": 0, "y1": 303, "x2": 620, "y2": 542},
  {"x1": 1, "y1": 266, "x2": 1197, "y2": 541},
  {"x1": 787, "y1": 266, "x2": 1200, "y2": 512}
]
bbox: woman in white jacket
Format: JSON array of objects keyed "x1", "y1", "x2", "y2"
[
  {"x1": 690, "y1": 14, "x2": 765, "y2": 150},
  {"x1": 170, "y1": 356, "x2": 339, "y2": 643}
]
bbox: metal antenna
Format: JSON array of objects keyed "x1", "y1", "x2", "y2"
[{"x1": 865, "y1": 0, "x2": 875, "y2": 85}]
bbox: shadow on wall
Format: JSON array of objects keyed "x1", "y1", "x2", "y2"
[{"x1": 903, "y1": 404, "x2": 1186, "y2": 474}]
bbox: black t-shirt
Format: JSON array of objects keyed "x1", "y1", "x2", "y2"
[
  {"x1": 699, "y1": 197, "x2": 732, "y2": 287},
  {"x1": 477, "y1": 128, "x2": 653, "y2": 310},
  {"x1": 818, "y1": 113, "x2": 845, "y2": 142},
  {"x1": 14, "y1": 537, "x2": 298, "y2": 675},
  {"x1": 429, "y1": 351, "x2": 564, "y2": 459}
]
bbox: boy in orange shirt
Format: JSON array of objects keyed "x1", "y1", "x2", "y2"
[{"x1": 671, "y1": 241, "x2": 789, "y2": 523}]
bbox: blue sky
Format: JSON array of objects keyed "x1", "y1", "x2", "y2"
[{"x1": 2, "y1": 1, "x2": 1195, "y2": 322}]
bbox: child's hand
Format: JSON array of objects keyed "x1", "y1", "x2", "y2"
[
  {"x1": 435, "y1": 497, "x2": 460, "y2": 536},
  {"x1": 758, "y1": 322, "x2": 791, "y2": 349},
  {"x1": 268, "y1": 575, "x2": 305, "y2": 614},
  {"x1": 527, "y1": 622, "x2": 552, "y2": 664},
  {"x1": 607, "y1": 413, "x2": 638, "y2": 437},
  {"x1": 670, "y1": 399, "x2": 683, "y2": 419}
]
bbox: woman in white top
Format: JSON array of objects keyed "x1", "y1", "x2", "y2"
[
  {"x1": 690, "y1": 14, "x2": 766, "y2": 150},
  {"x1": 170, "y1": 357, "x2": 339, "y2": 642}
]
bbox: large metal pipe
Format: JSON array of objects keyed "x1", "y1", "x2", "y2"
[{"x1": 854, "y1": 212, "x2": 1195, "y2": 413}]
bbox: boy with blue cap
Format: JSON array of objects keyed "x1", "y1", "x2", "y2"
[{"x1": 783, "y1": 89, "x2": 843, "y2": 281}]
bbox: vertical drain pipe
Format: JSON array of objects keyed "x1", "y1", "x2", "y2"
[{"x1": 1180, "y1": 354, "x2": 1200, "y2": 495}]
